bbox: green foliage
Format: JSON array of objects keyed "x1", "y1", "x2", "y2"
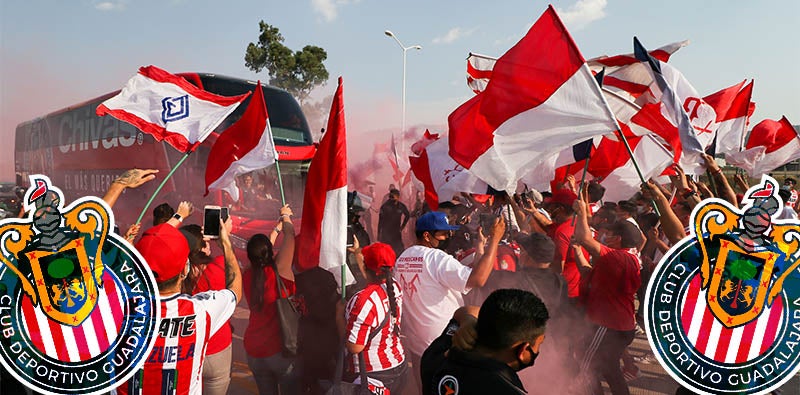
[
  {"x1": 244, "y1": 21, "x2": 329, "y2": 104},
  {"x1": 726, "y1": 258, "x2": 757, "y2": 281}
]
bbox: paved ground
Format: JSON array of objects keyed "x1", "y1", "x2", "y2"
[{"x1": 227, "y1": 304, "x2": 800, "y2": 395}]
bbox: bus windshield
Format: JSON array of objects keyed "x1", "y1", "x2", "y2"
[{"x1": 194, "y1": 74, "x2": 312, "y2": 146}]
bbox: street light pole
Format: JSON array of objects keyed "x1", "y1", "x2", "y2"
[{"x1": 384, "y1": 30, "x2": 421, "y2": 165}]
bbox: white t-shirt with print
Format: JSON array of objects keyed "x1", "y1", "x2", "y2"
[{"x1": 393, "y1": 245, "x2": 471, "y2": 356}]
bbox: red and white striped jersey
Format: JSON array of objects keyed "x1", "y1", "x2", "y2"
[
  {"x1": 119, "y1": 289, "x2": 237, "y2": 395},
  {"x1": 346, "y1": 282, "x2": 405, "y2": 372}
]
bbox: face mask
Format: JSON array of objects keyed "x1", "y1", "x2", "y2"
[
  {"x1": 636, "y1": 205, "x2": 647, "y2": 214},
  {"x1": 516, "y1": 344, "x2": 539, "y2": 371},
  {"x1": 436, "y1": 237, "x2": 451, "y2": 252}
]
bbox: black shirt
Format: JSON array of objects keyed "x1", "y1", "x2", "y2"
[{"x1": 421, "y1": 320, "x2": 527, "y2": 395}]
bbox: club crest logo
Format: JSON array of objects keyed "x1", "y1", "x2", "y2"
[
  {"x1": 0, "y1": 176, "x2": 159, "y2": 395},
  {"x1": 646, "y1": 175, "x2": 800, "y2": 394}
]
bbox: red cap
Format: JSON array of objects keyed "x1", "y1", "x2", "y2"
[
  {"x1": 135, "y1": 224, "x2": 189, "y2": 282},
  {"x1": 362, "y1": 242, "x2": 396, "y2": 274},
  {"x1": 546, "y1": 189, "x2": 578, "y2": 207}
]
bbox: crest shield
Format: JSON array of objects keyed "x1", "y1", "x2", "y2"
[
  {"x1": 706, "y1": 237, "x2": 781, "y2": 328},
  {"x1": 28, "y1": 237, "x2": 98, "y2": 326}
]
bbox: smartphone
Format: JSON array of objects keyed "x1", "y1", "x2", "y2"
[
  {"x1": 479, "y1": 213, "x2": 497, "y2": 232},
  {"x1": 203, "y1": 205, "x2": 221, "y2": 238},
  {"x1": 220, "y1": 206, "x2": 229, "y2": 223},
  {"x1": 346, "y1": 225, "x2": 355, "y2": 247}
]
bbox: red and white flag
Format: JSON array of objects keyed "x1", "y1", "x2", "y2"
[
  {"x1": 410, "y1": 129, "x2": 440, "y2": 155},
  {"x1": 204, "y1": 81, "x2": 278, "y2": 202},
  {"x1": 409, "y1": 136, "x2": 488, "y2": 211},
  {"x1": 448, "y1": 6, "x2": 617, "y2": 192},
  {"x1": 96, "y1": 65, "x2": 249, "y2": 152},
  {"x1": 588, "y1": 134, "x2": 673, "y2": 202},
  {"x1": 726, "y1": 117, "x2": 800, "y2": 177},
  {"x1": 703, "y1": 80, "x2": 754, "y2": 155},
  {"x1": 295, "y1": 77, "x2": 354, "y2": 286},
  {"x1": 466, "y1": 53, "x2": 496, "y2": 94}
]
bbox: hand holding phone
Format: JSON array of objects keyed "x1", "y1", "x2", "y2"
[{"x1": 203, "y1": 205, "x2": 222, "y2": 238}]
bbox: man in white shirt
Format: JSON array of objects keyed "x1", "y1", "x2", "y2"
[{"x1": 394, "y1": 211, "x2": 505, "y2": 394}]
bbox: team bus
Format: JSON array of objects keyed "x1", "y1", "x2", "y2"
[{"x1": 15, "y1": 73, "x2": 315, "y2": 247}]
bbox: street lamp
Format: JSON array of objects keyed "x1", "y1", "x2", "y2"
[{"x1": 384, "y1": 30, "x2": 422, "y2": 164}]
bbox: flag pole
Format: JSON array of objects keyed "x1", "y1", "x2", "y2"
[
  {"x1": 571, "y1": 155, "x2": 592, "y2": 226},
  {"x1": 135, "y1": 150, "x2": 193, "y2": 225},
  {"x1": 595, "y1": 87, "x2": 661, "y2": 216},
  {"x1": 341, "y1": 264, "x2": 347, "y2": 301},
  {"x1": 274, "y1": 159, "x2": 287, "y2": 206}
]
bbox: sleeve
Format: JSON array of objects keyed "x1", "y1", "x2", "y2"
[
  {"x1": 430, "y1": 250, "x2": 472, "y2": 294},
  {"x1": 420, "y1": 319, "x2": 459, "y2": 395},
  {"x1": 192, "y1": 289, "x2": 237, "y2": 337},
  {"x1": 345, "y1": 291, "x2": 377, "y2": 346},
  {"x1": 553, "y1": 227, "x2": 570, "y2": 264}
]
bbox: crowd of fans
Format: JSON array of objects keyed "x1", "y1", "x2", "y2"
[{"x1": 3, "y1": 158, "x2": 797, "y2": 395}]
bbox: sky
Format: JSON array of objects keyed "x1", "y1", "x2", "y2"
[{"x1": 1, "y1": 0, "x2": 798, "y2": 182}]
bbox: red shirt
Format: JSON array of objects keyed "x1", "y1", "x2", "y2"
[
  {"x1": 549, "y1": 221, "x2": 587, "y2": 298},
  {"x1": 345, "y1": 282, "x2": 405, "y2": 372},
  {"x1": 191, "y1": 255, "x2": 231, "y2": 355},
  {"x1": 584, "y1": 245, "x2": 640, "y2": 331},
  {"x1": 243, "y1": 265, "x2": 296, "y2": 358}
]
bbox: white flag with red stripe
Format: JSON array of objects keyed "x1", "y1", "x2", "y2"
[
  {"x1": 703, "y1": 80, "x2": 755, "y2": 155},
  {"x1": 448, "y1": 6, "x2": 617, "y2": 192},
  {"x1": 295, "y1": 77, "x2": 354, "y2": 286},
  {"x1": 726, "y1": 117, "x2": 800, "y2": 177},
  {"x1": 96, "y1": 66, "x2": 249, "y2": 152},
  {"x1": 466, "y1": 53, "x2": 496, "y2": 94},
  {"x1": 409, "y1": 136, "x2": 488, "y2": 211},
  {"x1": 204, "y1": 81, "x2": 278, "y2": 202}
]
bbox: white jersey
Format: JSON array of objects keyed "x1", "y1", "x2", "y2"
[
  {"x1": 120, "y1": 290, "x2": 237, "y2": 395},
  {"x1": 393, "y1": 245, "x2": 471, "y2": 356}
]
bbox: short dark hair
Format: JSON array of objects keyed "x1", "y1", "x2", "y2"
[
  {"x1": 389, "y1": 188, "x2": 400, "y2": 197},
  {"x1": 779, "y1": 188, "x2": 792, "y2": 204},
  {"x1": 609, "y1": 220, "x2": 643, "y2": 248},
  {"x1": 617, "y1": 200, "x2": 637, "y2": 216},
  {"x1": 587, "y1": 182, "x2": 606, "y2": 203},
  {"x1": 785, "y1": 177, "x2": 796, "y2": 185},
  {"x1": 638, "y1": 212, "x2": 660, "y2": 233},
  {"x1": 153, "y1": 203, "x2": 175, "y2": 226},
  {"x1": 517, "y1": 233, "x2": 555, "y2": 264},
  {"x1": 476, "y1": 289, "x2": 549, "y2": 351},
  {"x1": 594, "y1": 206, "x2": 617, "y2": 224}
]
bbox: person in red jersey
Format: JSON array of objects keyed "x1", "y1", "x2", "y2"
[
  {"x1": 572, "y1": 199, "x2": 642, "y2": 395},
  {"x1": 344, "y1": 242, "x2": 407, "y2": 393},
  {"x1": 243, "y1": 205, "x2": 297, "y2": 395},
  {"x1": 121, "y1": 215, "x2": 241, "y2": 395}
]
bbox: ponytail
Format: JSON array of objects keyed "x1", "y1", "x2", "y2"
[
  {"x1": 381, "y1": 266, "x2": 400, "y2": 335},
  {"x1": 247, "y1": 234, "x2": 274, "y2": 311}
]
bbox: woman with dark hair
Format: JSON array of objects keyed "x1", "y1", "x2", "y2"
[
  {"x1": 179, "y1": 223, "x2": 232, "y2": 395},
  {"x1": 344, "y1": 242, "x2": 407, "y2": 393},
  {"x1": 243, "y1": 205, "x2": 296, "y2": 395}
]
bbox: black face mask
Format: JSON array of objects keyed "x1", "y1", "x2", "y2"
[
  {"x1": 436, "y1": 237, "x2": 451, "y2": 252},
  {"x1": 516, "y1": 344, "x2": 539, "y2": 371}
]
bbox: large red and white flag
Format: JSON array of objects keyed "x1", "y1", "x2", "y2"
[
  {"x1": 295, "y1": 77, "x2": 353, "y2": 286},
  {"x1": 449, "y1": 6, "x2": 617, "y2": 192},
  {"x1": 204, "y1": 82, "x2": 278, "y2": 202},
  {"x1": 726, "y1": 117, "x2": 800, "y2": 177},
  {"x1": 409, "y1": 136, "x2": 488, "y2": 210},
  {"x1": 703, "y1": 80, "x2": 754, "y2": 155},
  {"x1": 97, "y1": 66, "x2": 249, "y2": 152}
]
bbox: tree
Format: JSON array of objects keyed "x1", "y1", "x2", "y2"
[{"x1": 244, "y1": 21, "x2": 329, "y2": 104}]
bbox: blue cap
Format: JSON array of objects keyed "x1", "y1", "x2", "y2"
[{"x1": 416, "y1": 211, "x2": 460, "y2": 232}]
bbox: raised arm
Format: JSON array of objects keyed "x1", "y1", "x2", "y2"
[
  {"x1": 103, "y1": 169, "x2": 159, "y2": 209},
  {"x1": 218, "y1": 216, "x2": 242, "y2": 302},
  {"x1": 466, "y1": 217, "x2": 506, "y2": 288},
  {"x1": 571, "y1": 199, "x2": 603, "y2": 258},
  {"x1": 643, "y1": 180, "x2": 686, "y2": 245},
  {"x1": 703, "y1": 154, "x2": 738, "y2": 208},
  {"x1": 273, "y1": 205, "x2": 296, "y2": 281}
]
